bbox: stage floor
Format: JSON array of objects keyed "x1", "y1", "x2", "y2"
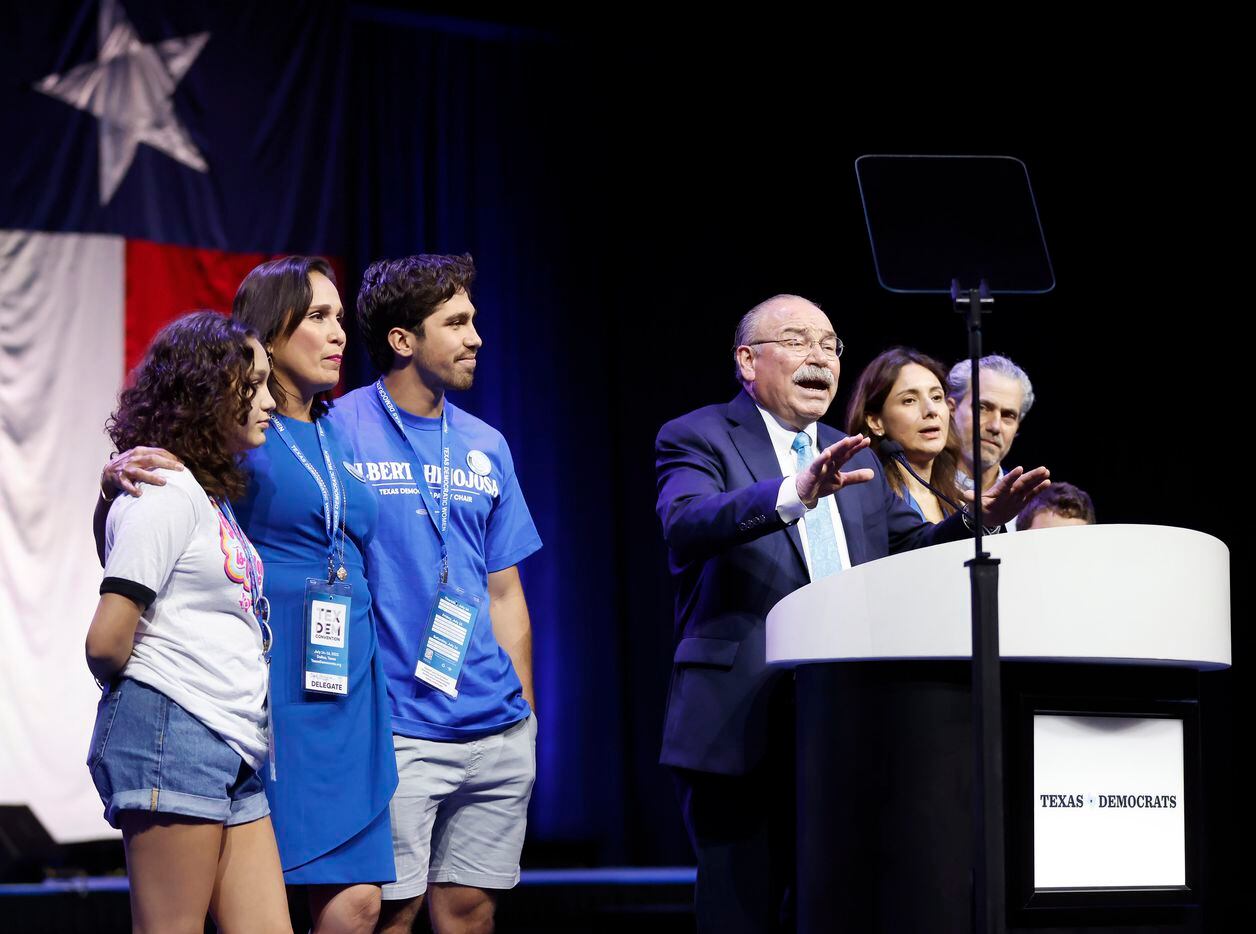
[{"x1": 0, "y1": 867, "x2": 698, "y2": 933}]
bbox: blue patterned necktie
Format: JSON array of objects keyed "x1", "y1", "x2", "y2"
[{"x1": 792, "y1": 431, "x2": 842, "y2": 580}]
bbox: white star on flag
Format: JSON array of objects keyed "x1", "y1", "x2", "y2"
[{"x1": 34, "y1": 0, "x2": 210, "y2": 204}]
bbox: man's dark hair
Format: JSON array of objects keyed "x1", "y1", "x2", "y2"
[
  {"x1": 356, "y1": 254, "x2": 476, "y2": 373},
  {"x1": 1016, "y1": 481, "x2": 1096, "y2": 528}
]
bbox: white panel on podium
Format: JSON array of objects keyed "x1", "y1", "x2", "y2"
[{"x1": 766, "y1": 525, "x2": 1230, "y2": 669}]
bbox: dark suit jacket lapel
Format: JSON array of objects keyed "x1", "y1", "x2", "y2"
[
  {"x1": 726, "y1": 391, "x2": 808, "y2": 573},
  {"x1": 821, "y1": 422, "x2": 866, "y2": 567}
]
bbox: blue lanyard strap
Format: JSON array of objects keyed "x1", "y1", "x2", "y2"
[
  {"x1": 374, "y1": 378, "x2": 451, "y2": 583},
  {"x1": 270, "y1": 414, "x2": 348, "y2": 576}
]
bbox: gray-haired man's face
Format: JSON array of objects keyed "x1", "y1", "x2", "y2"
[{"x1": 947, "y1": 370, "x2": 1024, "y2": 472}]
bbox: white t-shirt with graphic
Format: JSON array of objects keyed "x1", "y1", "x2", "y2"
[{"x1": 101, "y1": 468, "x2": 268, "y2": 769}]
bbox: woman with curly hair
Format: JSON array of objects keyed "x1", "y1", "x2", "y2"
[
  {"x1": 845, "y1": 347, "x2": 965, "y2": 524},
  {"x1": 85, "y1": 311, "x2": 291, "y2": 932},
  {"x1": 101, "y1": 259, "x2": 397, "y2": 934}
]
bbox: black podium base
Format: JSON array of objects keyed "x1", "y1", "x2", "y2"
[{"x1": 794, "y1": 661, "x2": 1206, "y2": 934}]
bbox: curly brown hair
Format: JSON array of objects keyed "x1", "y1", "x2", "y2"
[
  {"x1": 356, "y1": 254, "x2": 476, "y2": 373},
  {"x1": 107, "y1": 311, "x2": 259, "y2": 502},
  {"x1": 845, "y1": 347, "x2": 963, "y2": 517}
]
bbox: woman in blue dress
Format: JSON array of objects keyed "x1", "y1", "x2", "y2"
[
  {"x1": 102, "y1": 258, "x2": 397, "y2": 933},
  {"x1": 231, "y1": 257, "x2": 397, "y2": 931}
]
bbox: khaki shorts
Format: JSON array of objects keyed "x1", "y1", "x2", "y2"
[{"x1": 381, "y1": 713, "x2": 537, "y2": 900}]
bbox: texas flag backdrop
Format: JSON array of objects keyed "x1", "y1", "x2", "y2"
[{"x1": 0, "y1": 0, "x2": 347, "y2": 841}]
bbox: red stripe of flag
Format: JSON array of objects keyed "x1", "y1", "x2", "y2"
[{"x1": 124, "y1": 241, "x2": 346, "y2": 388}]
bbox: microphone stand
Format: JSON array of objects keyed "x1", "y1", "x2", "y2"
[
  {"x1": 883, "y1": 441, "x2": 969, "y2": 517},
  {"x1": 953, "y1": 279, "x2": 1006, "y2": 934}
]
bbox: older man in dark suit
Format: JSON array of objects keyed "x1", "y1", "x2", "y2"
[{"x1": 655, "y1": 294, "x2": 1047, "y2": 932}]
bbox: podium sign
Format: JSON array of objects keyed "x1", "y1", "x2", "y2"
[{"x1": 1033, "y1": 713, "x2": 1186, "y2": 889}]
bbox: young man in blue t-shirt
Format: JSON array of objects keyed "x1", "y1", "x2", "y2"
[{"x1": 331, "y1": 254, "x2": 541, "y2": 934}]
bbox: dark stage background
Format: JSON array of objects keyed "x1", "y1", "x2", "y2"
[
  {"x1": 343, "y1": 10, "x2": 1247, "y2": 919},
  {"x1": 335, "y1": 7, "x2": 1244, "y2": 883},
  {"x1": 5, "y1": 1, "x2": 1244, "y2": 922}
]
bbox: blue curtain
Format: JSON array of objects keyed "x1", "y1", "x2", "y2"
[{"x1": 344, "y1": 7, "x2": 634, "y2": 858}]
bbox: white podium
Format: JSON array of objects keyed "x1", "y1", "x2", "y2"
[
  {"x1": 768, "y1": 524, "x2": 1230, "y2": 668},
  {"x1": 764, "y1": 525, "x2": 1230, "y2": 932}
]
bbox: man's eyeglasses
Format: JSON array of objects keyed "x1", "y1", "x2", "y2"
[{"x1": 748, "y1": 335, "x2": 844, "y2": 361}]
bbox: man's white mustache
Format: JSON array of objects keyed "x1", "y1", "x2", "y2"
[{"x1": 793, "y1": 365, "x2": 833, "y2": 386}]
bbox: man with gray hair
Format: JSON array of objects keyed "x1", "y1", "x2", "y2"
[
  {"x1": 656, "y1": 296, "x2": 1049, "y2": 932},
  {"x1": 946, "y1": 355, "x2": 1035, "y2": 506}
]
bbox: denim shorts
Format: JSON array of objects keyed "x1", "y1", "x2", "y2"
[{"x1": 87, "y1": 678, "x2": 269, "y2": 829}]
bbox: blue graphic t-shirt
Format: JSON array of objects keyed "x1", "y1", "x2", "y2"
[{"x1": 329, "y1": 385, "x2": 542, "y2": 740}]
